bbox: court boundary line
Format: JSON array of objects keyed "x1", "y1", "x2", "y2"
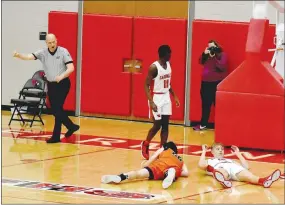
[{"x1": 2, "y1": 147, "x2": 115, "y2": 168}]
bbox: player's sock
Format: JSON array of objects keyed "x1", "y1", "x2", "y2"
[
  {"x1": 258, "y1": 173, "x2": 275, "y2": 185},
  {"x1": 258, "y1": 177, "x2": 266, "y2": 185},
  {"x1": 118, "y1": 173, "x2": 128, "y2": 181},
  {"x1": 262, "y1": 169, "x2": 281, "y2": 188},
  {"x1": 206, "y1": 165, "x2": 215, "y2": 173}
]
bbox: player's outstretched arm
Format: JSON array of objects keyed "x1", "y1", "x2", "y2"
[
  {"x1": 198, "y1": 144, "x2": 208, "y2": 170},
  {"x1": 181, "y1": 163, "x2": 189, "y2": 177},
  {"x1": 141, "y1": 147, "x2": 164, "y2": 168},
  {"x1": 231, "y1": 145, "x2": 249, "y2": 169}
]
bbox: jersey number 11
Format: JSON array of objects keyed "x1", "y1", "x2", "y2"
[{"x1": 164, "y1": 79, "x2": 169, "y2": 88}]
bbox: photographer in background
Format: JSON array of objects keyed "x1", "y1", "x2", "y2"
[{"x1": 193, "y1": 40, "x2": 228, "y2": 131}]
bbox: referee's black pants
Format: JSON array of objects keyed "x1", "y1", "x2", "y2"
[
  {"x1": 200, "y1": 81, "x2": 221, "y2": 127},
  {"x1": 47, "y1": 78, "x2": 75, "y2": 139}
]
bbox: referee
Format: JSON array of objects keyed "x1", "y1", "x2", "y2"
[{"x1": 13, "y1": 33, "x2": 80, "y2": 143}]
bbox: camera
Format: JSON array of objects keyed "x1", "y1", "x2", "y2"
[{"x1": 208, "y1": 46, "x2": 221, "y2": 55}]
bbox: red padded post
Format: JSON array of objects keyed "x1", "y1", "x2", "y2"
[
  {"x1": 246, "y1": 19, "x2": 268, "y2": 55},
  {"x1": 215, "y1": 92, "x2": 284, "y2": 150}
]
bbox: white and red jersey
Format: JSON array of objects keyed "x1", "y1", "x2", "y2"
[
  {"x1": 152, "y1": 61, "x2": 172, "y2": 94},
  {"x1": 207, "y1": 158, "x2": 235, "y2": 168}
]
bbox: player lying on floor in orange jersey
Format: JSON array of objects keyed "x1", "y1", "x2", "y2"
[
  {"x1": 101, "y1": 141, "x2": 189, "y2": 189},
  {"x1": 198, "y1": 143, "x2": 281, "y2": 188}
]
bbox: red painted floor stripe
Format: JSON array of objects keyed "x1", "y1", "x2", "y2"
[{"x1": 2, "y1": 128, "x2": 284, "y2": 164}]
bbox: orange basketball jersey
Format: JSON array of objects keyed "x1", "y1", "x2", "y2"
[{"x1": 148, "y1": 149, "x2": 183, "y2": 179}]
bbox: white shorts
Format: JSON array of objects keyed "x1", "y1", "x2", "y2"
[
  {"x1": 215, "y1": 163, "x2": 245, "y2": 181},
  {"x1": 149, "y1": 93, "x2": 172, "y2": 120}
]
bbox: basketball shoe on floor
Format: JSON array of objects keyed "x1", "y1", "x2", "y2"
[
  {"x1": 263, "y1": 169, "x2": 281, "y2": 188},
  {"x1": 193, "y1": 125, "x2": 206, "y2": 131},
  {"x1": 162, "y1": 168, "x2": 176, "y2": 189},
  {"x1": 141, "y1": 140, "x2": 150, "y2": 160},
  {"x1": 101, "y1": 175, "x2": 121, "y2": 184},
  {"x1": 213, "y1": 170, "x2": 232, "y2": 188}
]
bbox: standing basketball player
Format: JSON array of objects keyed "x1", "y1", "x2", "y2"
[
  {"x1": 141, "y1": 45, "x2": 180, "y2": 160},
  {"x1": 198, "y1": 143, "x2": 281, "y2": 188},
  {"x1": 13, "y1": 33, "x2": 80, "y2": 143}
]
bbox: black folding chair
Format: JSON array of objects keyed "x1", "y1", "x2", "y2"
[
  {"x1": 9, "y1": 78, "x2": 47, "y2": 127},
  {"x1": 31, "y1": 70, "x2": 46, "y2": 80},
  {"x1": 23, "y1": 70, "x2": 48, "y2": 109}
]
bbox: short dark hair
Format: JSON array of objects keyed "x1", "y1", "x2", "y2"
[
  {"x1": 158, "y1": 45, "x2": 171, "y2": 58},
  {"x1": 163, "y1": 141, "x2": 178, "y2": 154}
]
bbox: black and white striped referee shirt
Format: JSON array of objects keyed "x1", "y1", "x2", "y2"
[{"x1": 32, "y1": 46, "x2": 73, "y2": 82}]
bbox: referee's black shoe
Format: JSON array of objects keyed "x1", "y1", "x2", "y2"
[
  {"x1": 65, "y1": 124, "x2": 80, "y2": 138},
  {"x1": 46, "y1": 137, "x2": 61, "y2": 143}
]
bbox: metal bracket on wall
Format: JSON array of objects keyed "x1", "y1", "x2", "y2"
[{"x1": 39, "y1": 32, "x2": 47, "y2": 40}]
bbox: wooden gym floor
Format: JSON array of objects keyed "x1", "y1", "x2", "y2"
[{"x1": 1, "y1": 110, "x2": 284, "y2": 204}]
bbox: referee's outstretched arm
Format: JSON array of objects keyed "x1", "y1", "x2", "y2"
[{"x1": 13, "y1": 51, "x2": 35, "y2": 60}]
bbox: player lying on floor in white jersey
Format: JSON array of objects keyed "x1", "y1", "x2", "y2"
[{"x1": 198, "y1": 143, "x2": 281, "y2": 188}]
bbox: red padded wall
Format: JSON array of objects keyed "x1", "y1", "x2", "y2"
[
  {"x1": 48, "y1": 11, "x2": 78, "y2": 111},
  {"x1": 81, "y1": 14, "x2": 132, "y2": 116},
  {"x1": 133, "y1": 17, "x2": 187, "y2": 120},
  {"x1": 189, "y1": 20, "x2": 276, "y2": 123}
]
